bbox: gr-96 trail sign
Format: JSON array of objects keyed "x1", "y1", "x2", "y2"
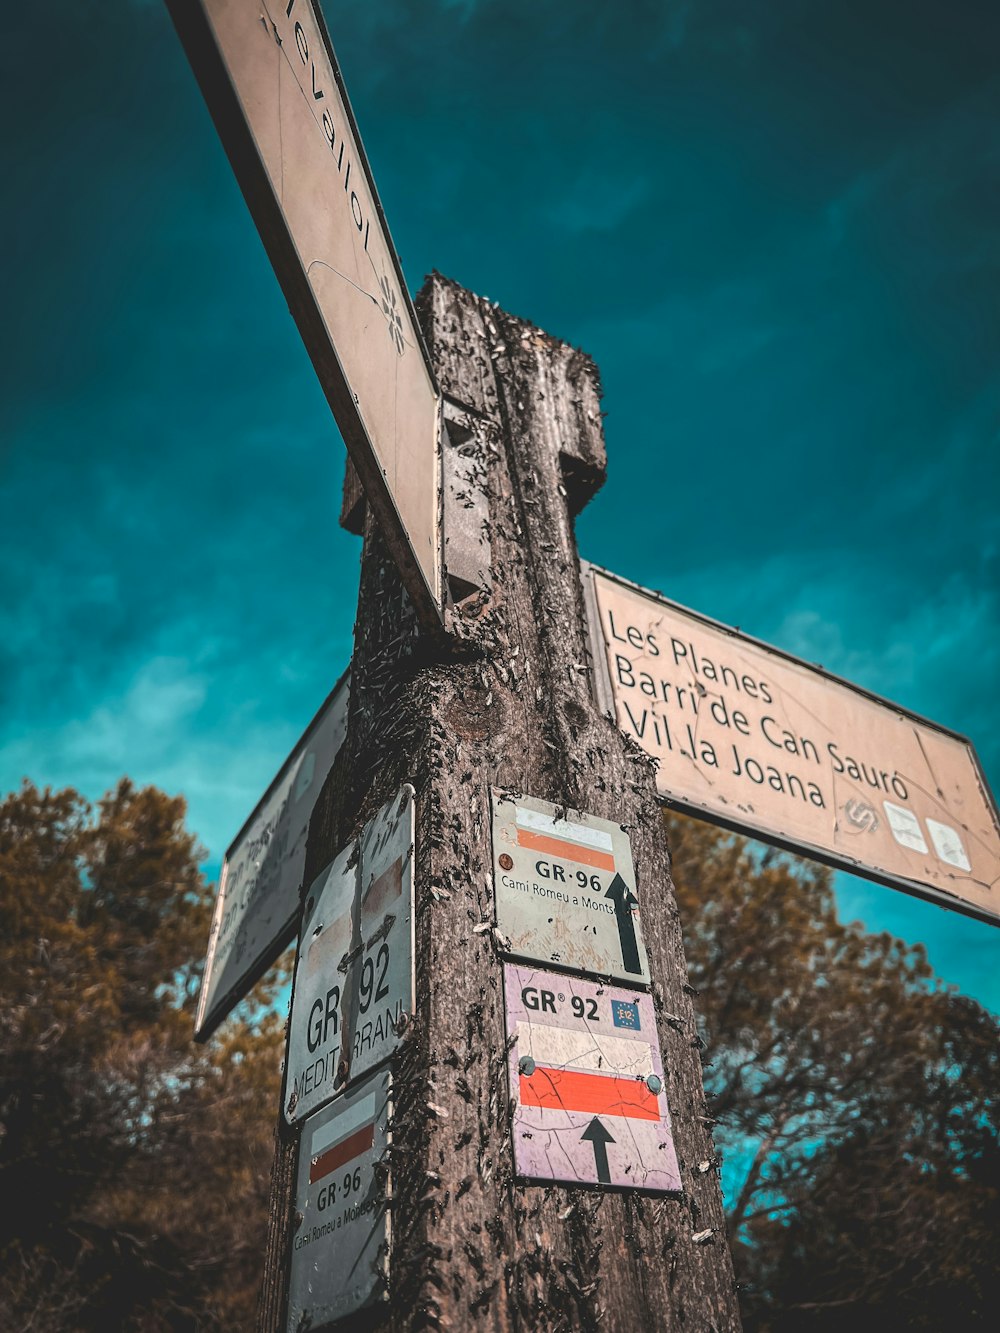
[{"x1": 491, "y1": 791, "x2": 650, "y2": 986}]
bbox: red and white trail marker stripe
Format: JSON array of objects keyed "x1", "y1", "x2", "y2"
[
  {"x1": 514, "y1": 807, "x2": 617, "y2": 873},
  {"x1": 515, "y1": 1020, "x2": 659, "y2": 1121},
  {"x1": 309, "y1": 1122, "x2": 375, "y2": 1183}
]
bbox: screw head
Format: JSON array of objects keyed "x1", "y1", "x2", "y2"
[
  {"x1": 646, "y1": 1074, "x2": 663, "y2": 1095},
  {"x1": 518, "y1": 1056, "x2": 536, "y2": 1076},
  {"x1": 499, "y1": 853, "x2": 514, "y2": 871}
]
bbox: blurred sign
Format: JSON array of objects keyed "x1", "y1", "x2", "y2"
[
  {"x1": 584, "y1": 563, "x2": 1000, "y2": 925},
  {"x1": 166, "y1": 0, "x2": 443, "y2": 621},
  {"x1": 491, "y1": 791, "x2": 650, "y2": 985},
  {"x1": 503, "y1": 964, "x2": 680, "y2": 1192},
  {"x1": 195, "y1": 673, "x2": 349, "y2": 1040},
  {"x1": 288, "y1": 1069, "x2": 391, "y2": 1330},
  {"x1": 285, "y1": 786, "x2": 415, "y2": 1123}
]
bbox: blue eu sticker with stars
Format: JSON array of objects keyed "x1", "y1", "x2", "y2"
[{"x1": 612, "y1": 999, "x2": 640, "y2": 1030}]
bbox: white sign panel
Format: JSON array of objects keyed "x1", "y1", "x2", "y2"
[
  {"x1": 288, "y1": 1070, "x2": 391, "y2": 1330},
  {"x1": 166, "y1": 0, "x2": 443, "y2": 622},
  {"x1": 195, "y1": 673, "x2": 349, "y2": 1040},
  {"x1": 286, "y1": 785, "x2": 415, "y2": 1123},
  {"x1": 504, "y1": 964, "x2": 680, "y2": 1192},
  {"x1": 491, "y1": 791, "x2": 650, "y2": 986},
  {"x1": 584, "y1": 563, "x2": 1000, "y2": 926}
]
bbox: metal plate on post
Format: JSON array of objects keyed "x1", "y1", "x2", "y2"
[
  {"x1": 285, "y1": 785, "x2": 415, "y2": 1123},
  {"x1": 166, "y1": 0, "x2": 443, "y2": 624},
  {"x1": 491, "y1": 791, "x2": 650, "y2": 986},
  {"x1": 288, "y1": 1069, "x2": 391, "y2": 1331},
  {"x1": 195, "y1": 673, "x2": 349, "y2": 1041},
  {"x1": 503, "y1": 964, "x2": 680, "y2": 1192},
  {"x1": 583, "y1": 562, "x2": 1000, "y2": 927}
]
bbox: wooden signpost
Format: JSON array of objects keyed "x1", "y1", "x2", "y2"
[
  {"x1": 167, "y1": 3, "x2": 998, "y2": 1330},
  {"x1": 254, "y1": 276, "x2": 743, "y2": 1330}
]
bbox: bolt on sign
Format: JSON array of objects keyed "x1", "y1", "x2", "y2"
[
  {"x1": 288, "y1": 1069, "x2": 391, "y2": 1330},
  {"x1": 285, "y1": 785, "x2": 415, "y2": 1124},
  {"x1": 165, "y1": 0, "x2": 443, "y2": 623},
  {"x1": 491, "y1": 791, "x2": 651, "y2": 986},
  {"x1": 195, "y1": 672, "x2": 350, "y2": 1041},
  {"x1": 583, "y1": 563, "x2": 1000, "y2": 926},
  {"x1": 503, "y1": 964, "x2": 680, "y2": 1192}
]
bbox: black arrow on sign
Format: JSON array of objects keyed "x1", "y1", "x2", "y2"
[
  {"x1": 581, "y1": 1116, "x2": 615, "y2": 1184},
  {"x1": 605, "y1": 873, "x2": 642, "y2": 974}
]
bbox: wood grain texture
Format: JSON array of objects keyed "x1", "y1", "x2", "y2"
[
  {"x1": 258, "y1": 275, "x2": 741, "y2": 1333},
  {"x1": 340, "y1": 452, "x2": 365, "y2": 535}
]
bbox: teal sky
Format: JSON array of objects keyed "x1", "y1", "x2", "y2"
[{"x1": 2, "y1": 2, "x2": 998, "y2": 1008}]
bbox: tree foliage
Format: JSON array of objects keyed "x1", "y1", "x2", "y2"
[
  {"x1": 667, "y1": 810, "x2": 1000, "y2": 1331},
  {"x1": 4, "y1": 779, "x2": 997, "y2": 1329},
  {"x1": 0, "y1": 780, "x2": 285, "y2": 1331}
]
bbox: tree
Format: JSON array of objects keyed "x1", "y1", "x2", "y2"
[
  {"x1": 666, "y1": 810, "x2": 1000, "y2": 1330},
  {"x1": 0, "y1": 779, "x2": 286, "y2": 1331}
]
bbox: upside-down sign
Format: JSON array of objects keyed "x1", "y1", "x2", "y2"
[{"x1": 503, "y1": 964, "x2": 680, "y2": 1192}]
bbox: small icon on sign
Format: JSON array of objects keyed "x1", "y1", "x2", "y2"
[
  {"x1": 844, "y1": 798, "x2": 879, "y2": 833},
  {"x1": 612, "y1": 999, "x2": 640, "y2": 1030},
  {"x1": 379, "y1": 271, "x2": 406, "y2": 356}
]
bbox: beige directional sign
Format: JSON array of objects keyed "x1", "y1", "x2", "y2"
[
  {"x1": 166, "y1": 0, "x2": 442, "y2": 621},
  {"x1": 583, "y1": 564, "x2": 1000, "y2": 925},
  {"x1": 195, "y1": 672, "x2": 349, "y2": 1040}
]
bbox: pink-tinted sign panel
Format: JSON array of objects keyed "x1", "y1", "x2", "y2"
[
  {"x1": 503, "y1": 964, "x2": 680, "y2": 1192},
  {"x1": 584, "y1": 564, "x2": 1000, "y2": 926}
]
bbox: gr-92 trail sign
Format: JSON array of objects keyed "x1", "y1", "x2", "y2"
[
  {"x1": 503, "y1": 964, "x2": 680, "y2": 1193},
  {"x1": 166, "y1": 0, "x2": 443, "y2": 623},
  {"x1": 491, "y1": 791, "x2": 650, "y2": 986},
  {"x1": 285, "y1": 786, "x2": 415, "y2": 1123}
]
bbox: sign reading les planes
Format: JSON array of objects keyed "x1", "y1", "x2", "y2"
[
  {"x1": 166, "y1": 0, "x2": 443, "y2": 621},
  {"x1": 584, "y1": 565, "x2": 1000, "y2": 925}
]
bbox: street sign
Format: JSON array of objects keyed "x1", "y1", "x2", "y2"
[
  {"x1": 195, "y1": 672, "x2": 350, "y2": 1041},
  {"x1": 166, "y1": 0, "x2": 443, "y2": 623},
  {"x1": 583, "y1": 563, "x2": 1000, "y2": 925},
  {"x1": 503, "y1": 964, "x2": 680, "y2": 1192},
  {"x1": 491, "y1": 791, "x2": 650, "y2": 985},
  {"x1": 288, "y1": 1069, "x2": 391, "y2": 1330},
  {"x1": 285, "y1": 785, "x2": 415, "y2": 1123}
]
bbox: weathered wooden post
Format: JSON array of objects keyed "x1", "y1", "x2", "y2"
[{"x1": 258, "y1": 274, "x2": 741, "y2": 1331}]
